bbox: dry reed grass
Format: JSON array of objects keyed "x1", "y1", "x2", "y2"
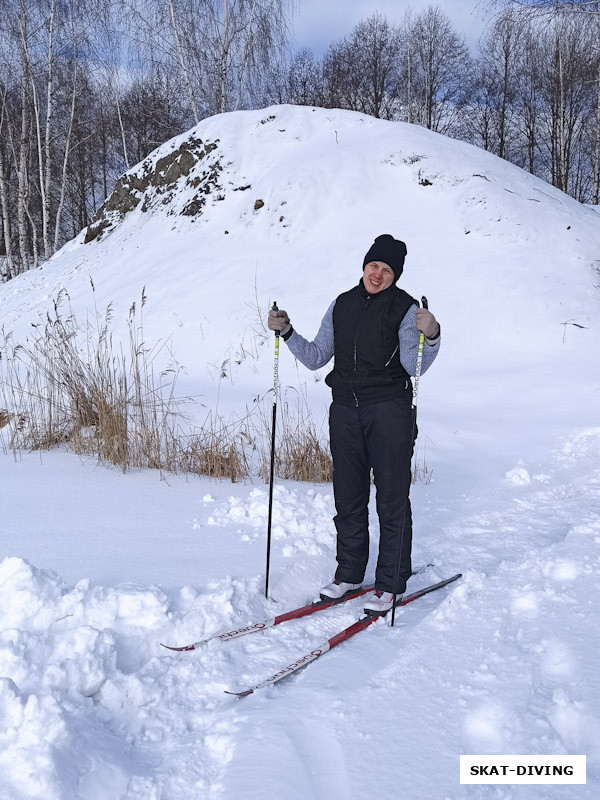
[
  {"x1": 0, "y1": 290, "x2": 427, "y2": 484},
  {"x1": 0, "y1": 289, "x2": 335, "y2": 482},
  {"x1": 0, "y1": 288, "x2": 250, "y2": 480},
  {"x1": 256, "y1": 391, "x2": 333, "y2": 483}
]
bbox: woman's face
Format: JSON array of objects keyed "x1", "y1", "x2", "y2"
[{"x1": 362, "y1": 261, "x2": 394, "y2": 294}]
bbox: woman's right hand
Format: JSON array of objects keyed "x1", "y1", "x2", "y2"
[{"x1": 268, "y1": 308, "x2": 291, "y2": 335}]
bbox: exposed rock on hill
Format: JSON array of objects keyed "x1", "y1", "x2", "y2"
[{"x1": 84, "y1": 136, "x2": 222, "y2": 243}]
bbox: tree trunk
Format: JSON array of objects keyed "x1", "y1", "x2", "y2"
[
  {"x1": 557, "y1": 40, "x2": 566, "y2": 191},
  {"x1": 116, "y1": 93, "x2": 130, "y2": 170},
  {"x1": 499, "y1": 50, "x2": 509, "y2": 159},
  {"x1": 234, "y1": 0, "x2": 259, "y2": 111},
  {"x1": 30, "y1": 81, "x2": 49, "y2": 259},
  {"x1": 43, "y1": 0, "x2": 55, "y2": 260},
  {"x1": 593, "y1": 17, "x2": 600, "y2": 204},
  {"x1": 169, "y1": 0, "x2": 199, "y2": 123},
  {"x1": 406, "y1": 39, "x2": 413, "y2": 123},
  {"x1": 26, "y1": 0, "x2": 54, "y2": 262},
  {"x1": 219, "y1": 0, "x2": 230, "y2": 114},
  {"x1": 0, "y1": 91, "x2": 14, "y2": 280},
  {"x1": 54, "y1": 64, "x2": 78, "y2": 252},
  {"x1": 0, "y1": 153, "x2": 13, "y2": 280},
  {"x1": 17, "y1": 78, "x2": 30, "y2": 272}
]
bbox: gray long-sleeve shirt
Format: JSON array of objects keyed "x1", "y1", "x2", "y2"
[{"x1": 285, "y1": 300, "x2": 440, "y2": 376}]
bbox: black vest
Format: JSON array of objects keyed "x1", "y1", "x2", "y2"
[{"x1": 325, "y1": 280, "x2": 417, "y2": 406}]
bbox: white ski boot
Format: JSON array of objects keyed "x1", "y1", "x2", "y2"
[
  {"x1": 363, "y1": 591, "x2": 396, "y2": 615},
  {"x1": 319, "y1": 579, "x2": 362, "y2": 601}
]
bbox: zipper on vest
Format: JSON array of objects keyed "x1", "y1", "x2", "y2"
[
  {"x1": 353, "y1": 295, "x2": 370, "y2": 369},
  {"x1": 384, "y1": 344, "x2": 399, "y2": 367},
  {"x1": 352, "y1": 295, "x2": 370, "y2": 407}
]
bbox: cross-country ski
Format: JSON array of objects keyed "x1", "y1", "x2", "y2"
[{"x1": 226, "y1": 573, "x2": 462, "y2": 697}]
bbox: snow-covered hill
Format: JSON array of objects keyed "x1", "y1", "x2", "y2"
[
  {"x1": 0, "y1": 105, "x2": 599, "y2": 799},
  {"x1": 2, "y1": 105, "x2": 598, "y2": 433}
]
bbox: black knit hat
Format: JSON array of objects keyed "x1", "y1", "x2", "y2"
[{"x1": 362, "y1": 234, "x2": 407, "y2": 282}]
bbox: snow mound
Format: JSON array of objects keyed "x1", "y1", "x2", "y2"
[
  {"x1": 0, "y1": 557, "x2": 172, "y2": 798},
  {"x1": 505, "y1": 466, "x2": 532, "y2": 486}
]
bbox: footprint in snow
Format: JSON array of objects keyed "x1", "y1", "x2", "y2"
[
  {"x1": 543, "y1": 559, "x2": 580, "y2": 583},
  {"x1": 538, "y1": 638, "x2": 575, "y2": 684},
  {"x1": 509, "y1": 591, "x2": 540, "y2": 618},
  {"x1": 462, "y1": 701, "x2": 512, "y2": 753}
]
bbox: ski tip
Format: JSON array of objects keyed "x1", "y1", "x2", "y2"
[
  {"x1": 160, "y1": 642, "x2": 197, "y2": 652},
  {"x1": 224, "y1": 689, "x2": 253, "y2": 698}
]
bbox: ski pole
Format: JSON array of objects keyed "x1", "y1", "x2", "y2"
[
  {"x1": 391, "y1": 296, "x2": 428, "y2": 627},
  {"x1": 265, "y1": 301, "x2": 280, "y2": 598}
]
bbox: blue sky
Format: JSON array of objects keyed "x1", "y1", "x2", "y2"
[{"x1": 291, "y1": 0, "x2": 492, "y2": 55}]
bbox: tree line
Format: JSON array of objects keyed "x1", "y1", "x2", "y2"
[{"x1": 1, "y1": 0, "x2": 598, "y2": 280}]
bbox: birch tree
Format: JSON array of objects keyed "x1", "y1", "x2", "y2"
[
  {"x1": 409, "y1": 6, "x2": 472, "y2": 133},
  {"x1": 284, "y1": 49, "x2": 321, "y2": 106},
  {"x1": 491, "y1": 0, "x2": 600, "y2": 201},
  {"x1": 125, "y1": 0, "x2": 295, "y2": 118},
  {"x1": 480, "y1": 10, "x2": 523, "y2": 158},
  {"x1": 0, "y1": 83, "x2": 15, "y2": 278},
  {"x1": 517, "y1": 24, "x2": 544, "y2": 173}
]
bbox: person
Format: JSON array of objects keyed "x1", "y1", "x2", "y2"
[{"x1": 268, "y1": 234, "x2": 440, "y2": 614}]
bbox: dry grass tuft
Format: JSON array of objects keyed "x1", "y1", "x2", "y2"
[
  {"x1": 257, "y1": 392, "x2": 332, "y2": 483},
  {"x1": 0, "y1": 289, "x2": 248, "y2": 480},
  {"x1": 411, "y1": 440, "x2": 433, "y2": 484},
  {"x1": 177, "y1": 418, "x2": 248, "y2": 482},
  {"x1": 277, "y1": 423, "x2": 333, "y2": 483}
]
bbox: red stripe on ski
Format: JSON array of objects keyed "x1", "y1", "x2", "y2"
[{"x1": 271, "y1": 585, "x2": 375, "y2": 624}]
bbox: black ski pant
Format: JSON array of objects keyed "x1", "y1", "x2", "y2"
[{"x1": 329, "y1": 397, "x2": 416, "y2": 594}]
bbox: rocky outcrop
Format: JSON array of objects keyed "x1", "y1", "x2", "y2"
[{"x1": 85, "y1": 136, "x2": 222, "y2": 243}]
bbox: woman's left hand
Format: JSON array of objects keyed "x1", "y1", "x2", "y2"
[{"x1": 415, "y1": 308, "x2": 440, "y2": 339}]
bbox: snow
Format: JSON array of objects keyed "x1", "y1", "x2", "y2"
[{"x1": 1, "y1": 105, "x2": 599, "y2": 798}]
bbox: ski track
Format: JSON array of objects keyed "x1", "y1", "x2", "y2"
[{"x1": 0, "y1": 429, "x2": 598, "y2": 797}]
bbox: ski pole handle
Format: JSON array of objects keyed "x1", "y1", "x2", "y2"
[{"x1": 271, "y1": 301, "x2": 280, "y2": 339}]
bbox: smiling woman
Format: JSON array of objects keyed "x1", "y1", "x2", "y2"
[
  {"x1": 268, "y1": 233, "x2": 441, "y2": 614},
  {"x1": 362, "y1": 261, "x2": 395, "y2": 293}
]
